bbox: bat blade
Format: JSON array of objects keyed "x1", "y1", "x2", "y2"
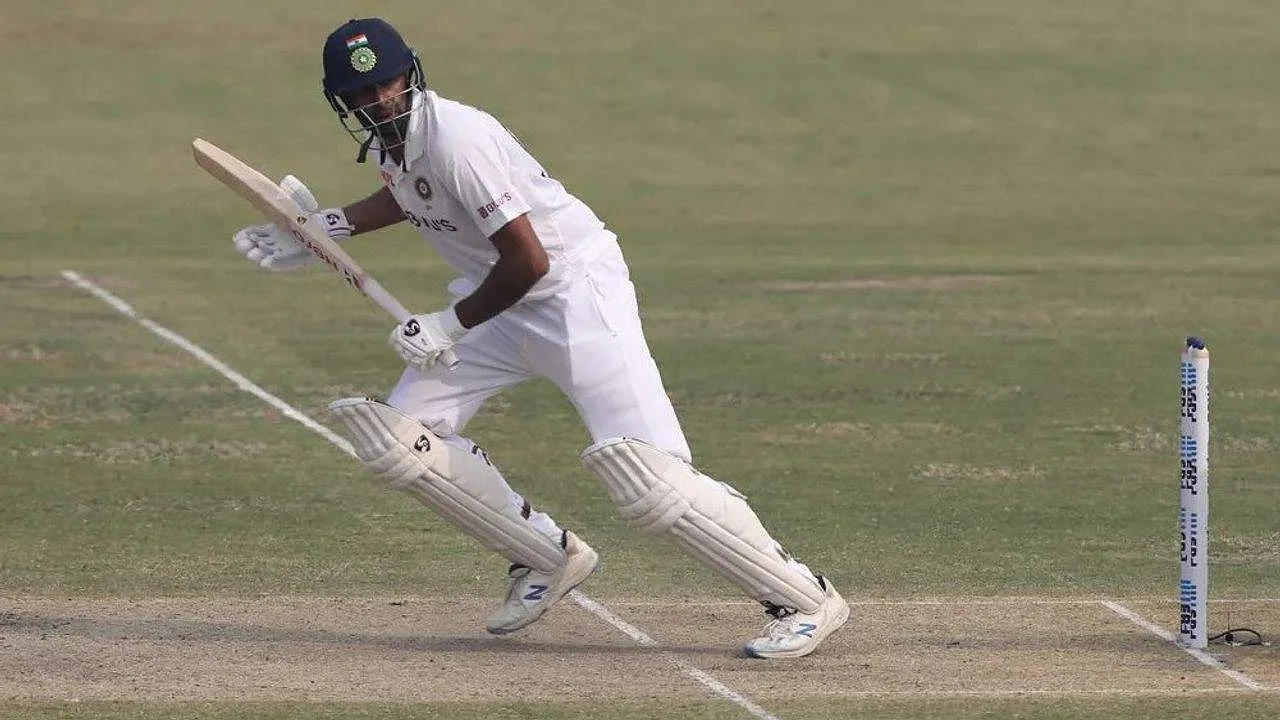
[
  {"x1": 192, "y1": 138, "x2": 458, "y2": 369},
  {"x1": 192, "y1": 138, "x2": 411, "y2": 322}
]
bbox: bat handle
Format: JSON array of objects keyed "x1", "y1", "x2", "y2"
[
  {"x1": 363, "y1": 278, "x2": 460, "y2": 369},
  {"x1": 362, "y1": 278, "x2": 412, "y2": 322}
]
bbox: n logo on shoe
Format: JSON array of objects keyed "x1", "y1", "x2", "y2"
[
  {"x1": 795, "y1": 623, "x2": 818, "y2": 637},
  {"x1": 523, "y1": 585, "x2": 549, "y2": 602}
]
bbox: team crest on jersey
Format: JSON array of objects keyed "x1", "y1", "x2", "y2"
[{"x1": 414, "y1": 177, "x2": 432, "y2": 203}]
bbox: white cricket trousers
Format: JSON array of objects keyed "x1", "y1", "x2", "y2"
[
  {"x1": 386, "y1": 241, "x2": 691, "y2": 546},
  {"x1": 388, "y1": 241, "x2": 690, "y2": 457}
]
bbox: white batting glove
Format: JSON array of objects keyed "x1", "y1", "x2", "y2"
[
  {"x1": 233, "y1": 223, "x2": 311, "y2": 271},
  {"x1": 231, "y1": 175, "x2": 353, "y2": 272},
  {"x1": 389, "y1": 309, "x2": 469, "y2": 370}
]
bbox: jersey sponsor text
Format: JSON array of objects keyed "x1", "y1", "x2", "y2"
[{"x1": 477, "y1": 192, "x2": 514, "y2": 220}]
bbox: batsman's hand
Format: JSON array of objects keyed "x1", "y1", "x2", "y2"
[
  {"x1": 231, "y1": 175, "x2": 353, "y2": 272},
  {"x1": 390, "y1": 309, "x2": 468, "y2": 370},
  {"x1": 233, "y1": 222, "x2": 313, "y2": 271}
]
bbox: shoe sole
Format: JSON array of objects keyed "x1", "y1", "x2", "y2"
[
  {"x1": 743, "y1": 596, "x2": 851, "y2": 659},
  {"x1": 487, "y1": 547, "x2": 600, "y2": 635}
]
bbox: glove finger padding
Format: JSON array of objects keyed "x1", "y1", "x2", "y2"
[
  {"x1": 232, "y1": 225, "x2": 261, "y2": 255},
  {"x1": 230, "y1": 176, "x2": 336, "y2": 274},
  {"x1": 232, "y1": 223, "x2": 312, "y2": 272},
  {"x1": 233, "y1": 225, "x2": 271, "y2": 267}
]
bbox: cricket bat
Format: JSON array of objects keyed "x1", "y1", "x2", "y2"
[{"x1": 192, "y1": 137, "x2": 457, "y2": 367}]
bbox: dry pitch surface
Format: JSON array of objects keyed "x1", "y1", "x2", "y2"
[{"x1": 4, "y1": 596, "x2": 1278, "y2": 707}]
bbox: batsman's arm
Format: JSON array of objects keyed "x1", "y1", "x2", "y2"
[
  {"x1": 342, "y1": 186, "x2": 406, "y2": 237},
  {"x1": 453, "y1": 214, "x2": 549, "y2": 329}
]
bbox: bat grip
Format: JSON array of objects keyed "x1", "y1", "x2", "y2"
[
  {"x1": 362, "y1": 278, "x2": 411, "y2": 322},
  {"x1": 363, "y1": 278, "x2": 460, "y2": 369}
]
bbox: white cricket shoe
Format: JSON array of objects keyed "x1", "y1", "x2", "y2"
[
  {"x1": 486, "y1": 530, "x2": 599, "y2": 635},
  {"x1": 743, "y1": 576, "x2": 850, "y2": 659}
]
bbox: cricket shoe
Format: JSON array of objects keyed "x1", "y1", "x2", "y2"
[
  {"x1": 486, "y1": 530, "x2": 599, "y2": 634},
  {"x1": 743, "y1": 576, "x2": 850, "y2": 659}
]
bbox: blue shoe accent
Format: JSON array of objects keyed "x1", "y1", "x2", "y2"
[
  {"x1": 523, "y1": 584, "x2": 549, "y2": 601},
  {"x1": 795, "y1": 623, "x2": 818, "y2": 637}
]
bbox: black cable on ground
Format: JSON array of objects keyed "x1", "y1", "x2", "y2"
[{"x1": 1208, "y1": 628, "x2": 1264, "y2": 646}]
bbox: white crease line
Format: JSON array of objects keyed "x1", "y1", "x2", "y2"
[
  {"x1": 852, "y1": 597, "x2": 1280, "y2": 606},
  {"x1": 60, "y1": 270, "x2": 354, "y2": 455},
  {"x1": 62, "y1": 269, "x2": 782, "y2": 720},
  {"x1": 827, "y1": 687, "x2": 1279, "y2": 698},
  {"x1": 570, "y1": 591, "x2": 779, "y2": 720},
  {"x1": 853, "y1": 598, "x2": 1100, "y2": 606},
  {"x1": 854, "y1": 597, "x2": 1280, "y2": 606},
  {"x1": 1101, "y1": 601, "x2": 1263, "y2": 691},
  {"x1": 1145, "y1": 598, "x2": 1280, "y2": 605},
  {"x1": 621, "y1": 599, "x2": 1107, "y2": 608},
  {"x1": 632, "y1": 596, "x2": 1280, "y2": 608}
]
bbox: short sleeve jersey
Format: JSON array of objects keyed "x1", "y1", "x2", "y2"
[{"x1": 375, "y1": 90, "x2": 616, "y2": 300}]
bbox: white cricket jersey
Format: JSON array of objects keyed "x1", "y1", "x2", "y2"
[{"x1": 374, "y1": 89, "x2": 618, "y2": 301}]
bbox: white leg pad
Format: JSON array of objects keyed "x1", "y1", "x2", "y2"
[
  {"x1": 582, "y1": 437, "x2": 825, "y2": 612},
  {"x1": 328, "y1": 397, "x2": 565, "y2": 573}
]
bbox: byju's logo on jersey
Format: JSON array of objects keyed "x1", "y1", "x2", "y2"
[
  {"x1": 477, "y1": 191, "x2": 513, "y2": 220},
  {"x1": 414, "y1": 177, "x2": 432, "y2": 204}
]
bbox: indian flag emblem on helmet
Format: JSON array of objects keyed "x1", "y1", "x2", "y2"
[
  {"x1": 350, "y1": 46, "x2": 378, "y2": 73},
  {"x1": 345, "y1": 34, "x2": 369, "y2": 49}
]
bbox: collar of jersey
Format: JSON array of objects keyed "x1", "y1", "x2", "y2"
[{"x1": 375, "y1": 88, "x2": 431, "y2": 177}]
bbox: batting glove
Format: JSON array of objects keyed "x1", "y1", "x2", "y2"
[
  {"x1": 231, "y1": 175, "x2": 353, "y2": 272},
  {"x1": 390, "y1": 309, "x2": 469, "y2": 370}
]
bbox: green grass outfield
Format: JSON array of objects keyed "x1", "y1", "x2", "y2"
[{"x1": 4, "y1": 1, "x2": 1280, "y2": 718}]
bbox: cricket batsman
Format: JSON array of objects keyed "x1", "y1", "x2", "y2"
[{"x1": 232, "y1": 17, "x2": 849, "y2": 658}]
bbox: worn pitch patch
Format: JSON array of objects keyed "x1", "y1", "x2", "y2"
[{"x1": 1, "y1": 597, "x2": 1268, "y2": 702}]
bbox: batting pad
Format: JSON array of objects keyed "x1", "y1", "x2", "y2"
[
  {"x1": 582, "y1": 437, "x2": 825, "y2": 612},
  {"x1": 328, "y1": 397, "x2": 566, "y2": 573}
]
